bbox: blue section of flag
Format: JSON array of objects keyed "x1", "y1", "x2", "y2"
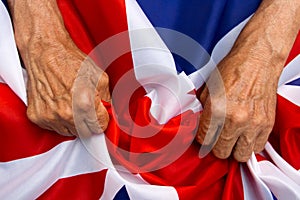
[
  {"x1": 272, "y1": 192, "x2": 278, "y2": 200},
  {"x1": 286, "y1": 78, "x2": 300, "y2": 86},
  {"x1": 1, "y1": 0, "x2": 7, "y2": 9},
  {"x1": 136, "y1": 0, "x2": 262, "y2": 75},
  {"x1": 113, "y1": 186, "x2": 130, "y2": 200}
]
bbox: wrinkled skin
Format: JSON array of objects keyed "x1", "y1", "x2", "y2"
[
  {"x1": 9, "y1": 0, "x2": 111, "y2": 137},
  {"x1": 197, "y1": 0, "x2": 300, "y2": 162},
  {"x1": 8, "y1": 0, "x2": 300, "y2": 161},
  {"x1": 25, "y1": 42, "x2": 111, "y2": 137}
]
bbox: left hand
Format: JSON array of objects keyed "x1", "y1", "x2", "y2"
[
  {"x1": 196, "y1": 0, "x2": 300, "y2": 162},
  {"x1": 197, "y1": 54, "x2": 278, "y2": 162}
]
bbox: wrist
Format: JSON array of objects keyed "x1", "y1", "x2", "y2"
[{"x1": 9, "y1": 0, "x2": 70, "y2": 52}]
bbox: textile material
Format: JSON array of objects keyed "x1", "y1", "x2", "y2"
[
  {"x1": 1, "y1": 0, "x2": 7, "y2": 9},
  {"x1": 0, "y1": 0, "x2": 300, "y2": 199}
]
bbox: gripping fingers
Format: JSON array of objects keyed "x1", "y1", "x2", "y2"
[{"x1": 233, "y1": 134, "x2": 256, "y2": 162}]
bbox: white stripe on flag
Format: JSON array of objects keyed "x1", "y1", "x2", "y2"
[
  {"x1": 278, "y1": 55, "x2": 300, "y2": 87},
  {"x1": 0, "y1": 1, "x2": 27, "y2": 104},
  {"x1": 241, "y1": 155, "x2": 274, "y2": 200},
  {"x1": 244, "y1": 143, "x2": 300, "y2": 200},
  {"x1": 125, "y1": 0, "x2": 201, "y2": 124},
  {"x1": 278, "y1": 84, "x2": 300, "y2": 106},
  {"x1": 101, "y1": 166, "x2": 179, "y2": 200},
  {"x1": 0, "y1": 139, "x2": 106, "y2": 199},
  {"x1": 188, "y1": 16, "x2": 251, "y2": 89}
]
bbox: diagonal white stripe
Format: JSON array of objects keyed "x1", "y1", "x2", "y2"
[
  {"x1": 278, "y1": 55, "x2": 300, "y2": 87},
  {"x1": 278, "y1": 85, "x2": 300, "y2": 106},
  {"x1": 125, "y1": 0, "x2": 200, "y2": 124},
  {"x1": 101, "y1": 166, "x2": 179, "y2": 200},
  {"x1": 188, "y1": 16, "x2": 251, "y2": 89},
  {"x1": 0, "y1": 139, "x2": 106, "y2": 199}
]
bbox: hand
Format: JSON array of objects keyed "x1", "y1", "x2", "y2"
[
  {"x1": 196, "y1": 0, "x2": 300, "y2": 162},
  {"x1": 197, "y1": 56, "x2": 278, "y2": 162},
  {"x1": 25, "y1": 40, "x2": 110, "y2": 137},
  {"x1": 9, "y1": 0, "x2": 111, "y2": 137}
]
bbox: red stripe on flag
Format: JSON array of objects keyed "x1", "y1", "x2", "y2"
[
  {"x1": 140, "y1": 142, "x2": 243, "y2": 200},
  {"x1": 270, "y1": 94, "x2": 300, "y2": 170},
  {"x1": 0, "y1": 84, "x2": 73, "y2": 162},
  {"x1": 269, "y1": 30, "x2": 300, "y2": 169},
  {"x1": 37, "y1": 170, "x2": 108, "y2": 200},
  {"x1": 285, "y1": 31, "x2": 300, "y2": 65},
  {"x1": 57, "y1": 1, "x2": 244, "y2": 199}
]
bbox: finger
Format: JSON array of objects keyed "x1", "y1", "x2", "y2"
[
  {"x1": 197, "y1": 100, "x2": 213, "y2": 144},
  {"x1": 81, "y1": 93, "x2": 110, "y2": 135},
  {"x1": 74, "y1": 117, "x2": 95, "y2": 138},
  {"x1": 95, "y1": 71, "x2": 111, "y2": 102},
  {"x1": 74, "y1": 92, "x2": 109, "y2": 137},
  {"x1": 49, "y1": 124, "x2": 73, "y2": 137},
  {"x1": 233, "y1": 134, "x2": 256, "y2": 162},
  {"x1": 86, "y1": 60, "x2": 110, "y2": 101},
  {"x1": 60, "y1": 120, "x2": 78, "y2": 136},
  {"x1": 95, "y1": 100, "x2": 110, "y2": 132},
  {"x1": 212, "y1": 127, "x2": 239, "y2": 159},
  {"x1": 197, "y1": 101, "x2": 224, "y2": 158},
  {"x1": 254, "y1": 129, "x2": 271, "y2": 153}
]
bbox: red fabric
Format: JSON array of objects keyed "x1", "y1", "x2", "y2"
[
  {"x1": 268, "y1": 31, "x2": 300, "y2": 170},
  {"x1": 285, "y1": 31, "x2": 300, "y2": 65},
  {"x1": 37, "y1": 170, "x2": 107, "y2": 200},
  {"x1": 1, "y1": 0, "x2": 299, "y2": 199},
  {"x1": 0, "y1": 84, "x2": 74, "y2": 162},
  {"x1": 56, "y1": 0, "x2": 244, "y2": 199},
  {"x1": 270, "y1": 95, "x2": 300, "y2": 170}
]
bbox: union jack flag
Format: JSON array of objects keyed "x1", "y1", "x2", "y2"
[{"x1": 0, "y1": 0, "x2": 300, "y2": 199}]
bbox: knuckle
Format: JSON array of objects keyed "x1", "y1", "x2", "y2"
[
  {"x1": 252, "y1": 115, "x2": 265, "y2": 127},
  {"x1": 233, "y1": 150, "x2": 251, "y2": 162},
  {"x1": 27, "y1": 106, "x2": 56, "y2": 126},
  {"x1": 26, "y1": 108, "x2": 40, "y2": 124},
  {"x1": 77, "y1": 90, "x2": 94, "y2": 111},
  {"x1": 254, "y1": 143, "x2": 265, "y2": 153},
  {"x1": 229, "y1": 109, "x2": 249, "y2": 124},
  {"x1": 58, "y1": 106, "x2": 73, "y2": 122},
  {"x1": 213, "y1": 147, "x2": 231, "y2": 159},
  {"x1": 211, "y1": 103, "x2": 226, "y2": 118}
]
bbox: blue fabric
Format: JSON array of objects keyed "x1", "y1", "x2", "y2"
[
  {"x1": 137, "y1": 0, "x2": 262, "y2": 75},
  {"x1": 1, "y1": 0, "x2": 8, "y2": 9},
  {"x1": 113, "y1": 186, "x2": 130, "y2": 200},
  {"x1": 286, "y1": 78, "x2": 300, "y2": 86}
]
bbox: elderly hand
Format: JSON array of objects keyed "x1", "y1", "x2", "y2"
[
  {"x1": 197, "y1": 0, "x2": 300, "y2": 162},
  {"x1": 197, "y1": 53, "x2": 279, "y2": 162},
  {"x1": 9, "y1": 0, "x2": 110, "y2": 137}
]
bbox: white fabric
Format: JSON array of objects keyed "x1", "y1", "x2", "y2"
[
  {"x1": 278, "y1": 55, "x2": 300, "y2": 86},
  {"x1": 277, "y1": 55, "x2": 300, "y2": 106},
  {"x1": 244, "y1": 143, "x2": 300, "y2": 200},
  {"x1": 0, "y1": 139, "x2": 105, "y2": 199},
  {"x1": 1, "y1": 0, "x2": 300, "y2": 199},
  {"x1": 0, "y1": 1, "x2": 27, "y2": 104},
  {"x1": 188, "y1": 16, "x2": 251, "y2": 89},
  {"x1": 241, "y1": 161, "x2": 274, "y2": 200},
  {"x1": 125, "y1": 0, "x2": 201, "y2": 124},
  {"x1": 101, "y1": 166, "x2": 178, "y2": 200}
]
